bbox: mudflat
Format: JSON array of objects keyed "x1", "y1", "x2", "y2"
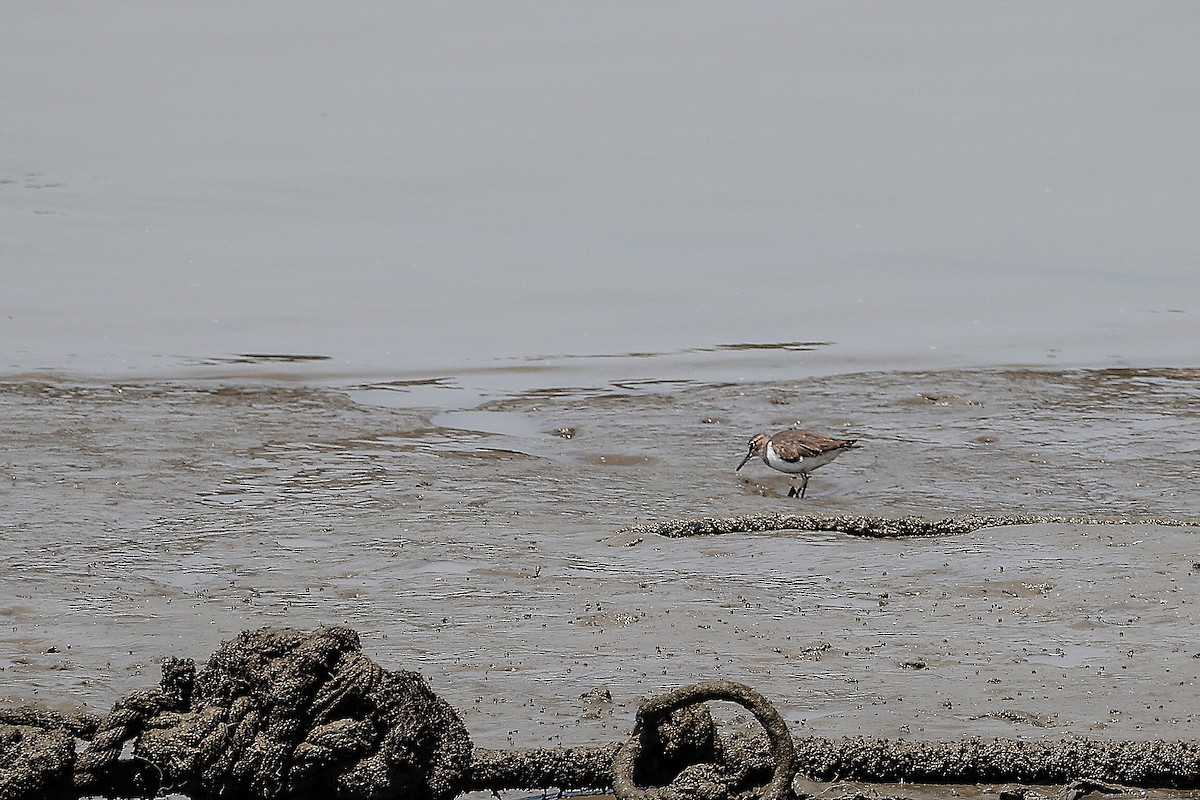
[{"x1": 2, "y1": 367, "x2": 1198, "y2": 755}]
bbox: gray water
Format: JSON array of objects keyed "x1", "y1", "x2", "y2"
[
  {"x1": 5, "y1": 3, "x2": 1199, "y2": 381},
  {"x1": 4, "y1": 3, "x2": 1200, "y2": 759}
]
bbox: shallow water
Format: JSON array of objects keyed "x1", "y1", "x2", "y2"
[
  {"x1": 3, "y1": 366, "x2": 1199, "y2": 750},
  {"x1": 4, "y1": 4, "x2": 1200, "y2": 379}
]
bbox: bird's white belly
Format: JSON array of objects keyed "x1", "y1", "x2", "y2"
[{"x1": 765, "y1": 443, "x2": 841, "y2": 473}]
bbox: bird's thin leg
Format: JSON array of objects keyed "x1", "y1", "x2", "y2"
[{"x1": 799, "y1": 472, "x2": 810, "y2": 499}]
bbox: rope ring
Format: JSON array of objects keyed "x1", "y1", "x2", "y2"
[{"x1": 611, "y1": 680, "x2": 795, "y2": 800}]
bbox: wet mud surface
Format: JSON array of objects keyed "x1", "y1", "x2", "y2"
[{"x1": 2, "y1": 366, "x2": 1200, "y2": 765}]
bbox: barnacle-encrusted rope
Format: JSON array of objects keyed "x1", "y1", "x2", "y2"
[
  {"x1": 788, "y1": 736, "x2": 1200, "y2": 786},
  {"x1": 0, "y1": 712, "x2": 85, "y2": 800},
  {"x1": 620, "y1": 513, "x2": 1200, "y2": 538},
  {"x1": 1, "y1": 627, "x2": 471, "y2": 800},
  {"x1": 611, "y1": 680, "x2": 795, "y2": 800},
  {"x1": 9, "y1": 629, "x2": 1200, "y2": 800},
  {"x1": 465, "y1": 736, "x2": 1200, "y2": 794}
]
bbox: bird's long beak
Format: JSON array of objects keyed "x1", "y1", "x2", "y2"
[{"x1": 736, "y1": 451, "x2": 753, "y2": 471}]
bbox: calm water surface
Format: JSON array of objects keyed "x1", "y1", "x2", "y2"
[{"x1": 4, "y1": 3, "x2": 1199, "y2": 380}]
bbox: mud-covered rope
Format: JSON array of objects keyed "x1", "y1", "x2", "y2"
[
  {"x1": 1, "y1": 627, "x2": 471, "y2": 800},
  {"x1": 467, "y1": 744, "x2": 620, "y2": 795},
  {"x1": 1, "y1": 721, "x2": 75, "y2": 800},
  {"x1": 0, "y1": 709, "x2": 98, "y2": 740},
  {"x1": 9, "y1": 630, "x2": 1200, "y2": 800},
  {"x1": 611, "y1": 680, "x2": 795, "y2": 800},
  {"x1": 620, "y1": 513, "x2": 1200, "y2": 539},
  {"x1": 464, "y1": 735, "x2": 1200, "y2": 792},
  {"x1": 788, "y1": 735, "x2": 1200, "y2": 787}
]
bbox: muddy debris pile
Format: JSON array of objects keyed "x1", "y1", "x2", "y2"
[{"x1": 1, "y1": 627, "x2": 470, "y2": 800}]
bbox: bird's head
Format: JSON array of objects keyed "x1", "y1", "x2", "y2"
[{"x1": 736, "y1": 433, "x2": 770, "y2": 471}]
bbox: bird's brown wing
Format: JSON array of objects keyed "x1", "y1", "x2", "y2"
[{"x1": 771, "y1": 430, "x2": 855, "y2": 462}]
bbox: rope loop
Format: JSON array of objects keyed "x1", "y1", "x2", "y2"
[{"x1": 612, "y1": 680, "x2": 796, "y2": 800}]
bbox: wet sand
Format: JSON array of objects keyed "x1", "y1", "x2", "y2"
[{"x1": 2, "y1": 366, "x2": 1200, "y2": 763}]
